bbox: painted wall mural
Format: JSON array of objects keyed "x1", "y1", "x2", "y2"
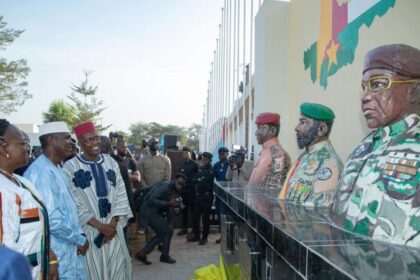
[{"x1": 304, "y1": 0, "x2": 396, "y2": 88}]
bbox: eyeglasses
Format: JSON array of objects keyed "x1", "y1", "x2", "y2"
[
  {"x1": 82, "y1": 135, "x2": 100, "y2": 144},
  {"x1": 361, "y1": 75, "x2": 420, "y2": 92}
]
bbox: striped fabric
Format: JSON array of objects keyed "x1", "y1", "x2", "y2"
[{"x1": 0, "y1": 174, "x2": 49, "y2": 280}]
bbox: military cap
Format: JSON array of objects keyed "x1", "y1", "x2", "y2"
[
  {"x1": 255, "y1": 112, "x2": 280, "y2": 125},
  {"x1": 202, "y1": 152, "x2": 213, "y2": 160},
  {"x1": 218, "y1": 147, "x2": 229, "y2": 153},
  {"x1": 300, "y1": 103, "x2": 335, "y2": 122},
  {"x1": 182, "y1": 146, "x2": 192, "y2": 152},
  {"x1": 363, "y1": 44, "x2": 420, "y2": 78}
]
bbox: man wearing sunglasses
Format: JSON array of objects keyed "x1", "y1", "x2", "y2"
[{"x1": 332, "y1": 44, "x2": 420, "y2": 248}]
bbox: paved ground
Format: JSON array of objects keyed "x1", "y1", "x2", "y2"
[{"x1": 132, "y1": 229, "x2": 221, "y2": 280}]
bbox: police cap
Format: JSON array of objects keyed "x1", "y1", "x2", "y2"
[{"x1": 202, "y1": 152, "x2": 213, "y2": 160}]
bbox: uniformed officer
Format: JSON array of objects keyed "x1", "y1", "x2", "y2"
[
  {"x1": 249, "y1": 112, "x2": 291, "y2": 189},
  {"x1": 279, "y1": 103, "x2": 343, "y2": 208},
  {"x1": 187, "y1": 152, "x2": 215, "y2": 245},
  {"x1": 332, "y1": 44, "x2": 420, "y2": 248},
  {"x1": 213, "y1": 147, "x2": 229, "y2": 181},
  {"x1": 177, "y1": 146, "x2": 199, "y2": 236}
]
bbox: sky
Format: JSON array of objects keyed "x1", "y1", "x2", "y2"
[{"x1": 0, "y1": 0, "x2": 223, "y2": 132}]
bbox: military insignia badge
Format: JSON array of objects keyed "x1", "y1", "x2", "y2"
[
  {"x1": 273, "y1": 158, "x2": 284, "y2": 173},
  {"x1": 316, "y1": 167, "x2": 332, "y2": 181},
  {"x1": 304, "y1": 160, "x2": 319, "y2": 175},
  {"x1": 352, "y1": 142, "x2": 372, "y2": 158},
  {"x1": 381, "y1": 153, "x2": 419, "y2": 199}
]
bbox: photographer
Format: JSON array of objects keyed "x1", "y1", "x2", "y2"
[
  {"x1": 135, "y1": 173, "x2": 187, "y2": 265},
  {"x1": 226, "y1": 148, "x2": 254, "y2": 182}
]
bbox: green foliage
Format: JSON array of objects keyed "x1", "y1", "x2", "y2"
[
  {"x1": 186, "y1": 123, "x2": 201, "y2": 150},
  {"x1": 42, "y1": 99, "x2": 76, "y2": 128},
  {"x1": 67, "y1": 71, "x2": 110, "y2": 132},
  {"x1": 0, "y1": 16, "x2": 31, "y2": 114},
  {"x1": 128, "y1": 122, "x2": 149, "y2": 148},
  {"x1": 128, "y1": 122, "x2": 201, "y2": 151}
]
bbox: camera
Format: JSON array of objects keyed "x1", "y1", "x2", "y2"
[
  {"x1": 173, "y1": 196, "x2": 186, "y2": 210},
  {"x1": 109, "y1": 132, "x2": 120, "y2": 139},
  {"x1": 228, "y1": 154, "x2": 242, "y2": 165}
]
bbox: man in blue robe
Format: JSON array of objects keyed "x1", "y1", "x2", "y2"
[{"x1": 24, "y1": 121, "x2": 88, "y2": 280}]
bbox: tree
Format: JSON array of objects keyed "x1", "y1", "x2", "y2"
[
  {"x1": 0, "y1": 16, "x2": 31, "y2": 114},
  {"x1": 67, "y1": 70, "x2": 110, "y2": 132},
  {"x1": 186, "y1": 123, "x2": 201, "y2": 151},
  {"x1": 128, "y1": 122, "x2": 149, "y2": 148},
  {"x1": 127, "y1": 121, "x2": 198, "y2": 151},
  {"x1": 42, "y1": 100, "x2": 76, "y2": 128}
]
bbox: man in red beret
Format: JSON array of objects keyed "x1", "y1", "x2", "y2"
[
  {"x1": 248, "y1": 113, "x2": 291, "y2": 189},
  {"x1": 63, "y1": 121, "x2": 134, "y2": 279}
]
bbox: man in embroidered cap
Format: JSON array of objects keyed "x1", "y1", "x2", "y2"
[
  {"x1": 332, "y1": 44, "x2": 420, "y2": 248},
  {"x1": 249, "y1": 113, "x2": 291, "y2": 189},
  {"x1": 279, "y1": 103, "x2": 343, "y2": 208},
  {"x1": 63, "y1": 121, "x2": 133, "y2": 280},
  {"x1": 24, "y1": 121, "x2": 88, "y2": 279}
]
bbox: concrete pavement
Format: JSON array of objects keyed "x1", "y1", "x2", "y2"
[{"x1": 132, "y1": 229, "x2": 221, "y2": 280}]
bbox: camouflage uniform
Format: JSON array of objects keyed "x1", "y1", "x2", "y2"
[
  {"x1": 279, "y1": 140, "x2": 343, "y2": 208},
  {"x1": 332, "y1": 114, "x2": 420, "y2": 248},
  {"x1": 248, "y1": 138, "x2": 291, "y2": 189}
]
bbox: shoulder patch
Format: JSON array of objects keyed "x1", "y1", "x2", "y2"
[
  {"x1": 272, "y1": 158, "x2": 284, "y2": 173},
  {"x1": 316, "y1": 167, "x2": 332, "y2": 181}
]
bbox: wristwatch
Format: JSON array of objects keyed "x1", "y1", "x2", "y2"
[{"x1": 114, "y1": 216, "x2": 119, "y2": 222}]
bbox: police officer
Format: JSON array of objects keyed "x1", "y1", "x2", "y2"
[
  {"x1": 213, "y1": 147, "x2": 229, "y2": 181},
  {"x1": 187, "y1": 152, "x2": 215, "y2": 245},
  {"x1": 279, "y1": 103, "x2": 343, "y2": 208},
  {"x1": 177, "y1": 147, "x2": 199, "y2": 236}
]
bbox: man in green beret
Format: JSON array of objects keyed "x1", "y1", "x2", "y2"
[
  {"x1": 279, "y1": 103, "x2": 343, "y2": 208},
  {"x1": 332, "y1": 44, "x2": 420, "y2": 248}
]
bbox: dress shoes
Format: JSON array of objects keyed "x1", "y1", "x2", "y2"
[
  {"x1": 177, "y1": 228, "x2": 188, "y2": 236},
  {"x1": 198, "y1": 238, "x2": 208, "y2": 245},
  {"x1": 187, "y1": 233, "x2": 200, "y2": 242},
  {"x1": 135, "y1": 252, "x2": 152, "y2": 265},
  {"x1": 160, "y1": 255, "x2": 176, "y2": 264}
]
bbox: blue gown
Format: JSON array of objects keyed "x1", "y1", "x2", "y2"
[{"x1": 25, "y1": 154, "x2": 86, "y2": 280}]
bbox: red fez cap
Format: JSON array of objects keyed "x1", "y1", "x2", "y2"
[
  {"x1": 255, "y1": 112, "x2": 280, "y2": 125},
  {"x1": 74, "y1": 121, "x2": 96, "y2": 138}
]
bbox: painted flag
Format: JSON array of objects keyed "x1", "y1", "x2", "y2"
[{"x1": 304, "y1": 0, "x2": 396, "y2": 88}]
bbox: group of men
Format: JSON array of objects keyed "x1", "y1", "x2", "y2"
[
  {"x1": 248, "y1": 44, "x2": 420, "y2": 248},
  {"x1": 16, "y1": 121, "x2": 134, "y2": 279},
  {"x1": 1, "y1": 42, "x2": 418, "y2": 279}
]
